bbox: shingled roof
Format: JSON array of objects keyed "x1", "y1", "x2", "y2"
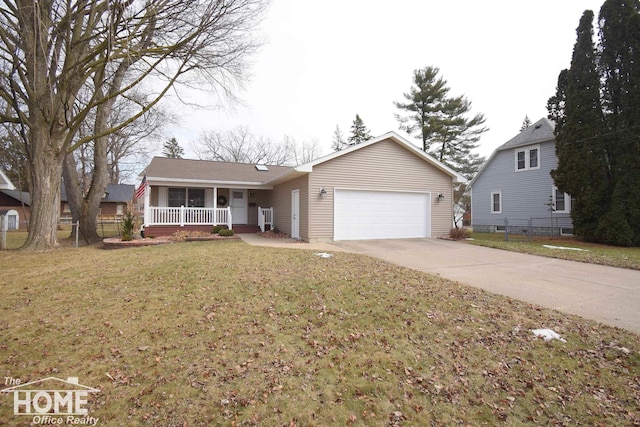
[
  {"x1": 496, "y1": 117, "x2": 555, "y2": 151},
  {"x1": 143, "y1": 157, "x2": 295, "y2": 185}
]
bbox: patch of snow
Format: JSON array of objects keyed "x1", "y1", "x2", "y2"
[
  {"x1": 532, "y1": 328, "x2": 567, "y2": 343},
  {"x1": 542, "y1": 245, "x2": 588, "y2": 251},
  {"x1": 314, "y1": 252, "x2": 333, "y2": 258}
]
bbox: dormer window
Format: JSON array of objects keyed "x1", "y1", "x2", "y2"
[{"x1": 515, "y1": 145, "x2": 540, "y2": 171}]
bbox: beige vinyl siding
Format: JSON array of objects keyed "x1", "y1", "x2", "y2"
[
  {"x1": 308, "y1": 139, "x2": 453, "y2": 240},
  {"x1": 271, "y1": 175, "x2": 309, "y2": 240}
]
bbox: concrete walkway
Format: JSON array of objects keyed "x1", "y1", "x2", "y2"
[{"x1": 239, "y1": 234, "x2": 640, "y2": 335}]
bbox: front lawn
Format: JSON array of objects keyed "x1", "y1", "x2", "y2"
[
  {"x1": 0, "y1": 241, "x2": 638, "y2": 425},
  {"x1": 467, "y1": 232, "x2": 640, "y2": 270}
]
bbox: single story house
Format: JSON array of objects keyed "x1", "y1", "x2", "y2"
[
  {"x1": 139, "y1": 131, "x2": 464, "y2": 241},
  {"x1": 469, "y1": 118, "x2": 573, "y2": 236},
  {"x1": 60, "y1": 183, "x2": 135, "y2": 222}
]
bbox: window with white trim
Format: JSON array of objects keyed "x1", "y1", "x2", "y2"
[
  {"x1": 552, "y1": 187, "x2": 571, "y2": 213},
  {"x1": 515, "y1": 145, "x2": 540, "y2": 171},
  {"x1": 491, "y1": 191, "x2": 502, "y2": 214}
]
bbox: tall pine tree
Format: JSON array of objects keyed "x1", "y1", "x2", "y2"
[
  {"x1": 549, "y1": 10, "x2": 610, "y2": 243},
  {"x1": 347, "y1": 114, "x2": 372, "y2": 145},
  {"x1": 394, "y1": 66, "x2": 487, "y2": 174},
  {"x1": 163, "y1": 137, "x2": 185, "y2": 159},
  {"x1": 548, "y1": 1, "x2": 640, "y2": 246},
  {"x1": 596, "y1": 0, "x2": 640, "y2": 245}
]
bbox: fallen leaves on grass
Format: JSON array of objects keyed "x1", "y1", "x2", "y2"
[{"x1": 0, "y1": 242, "x2": 639, "y2": 426}]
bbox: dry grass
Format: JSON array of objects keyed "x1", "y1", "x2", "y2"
[
  {"x1": 0, "y1": 241, "x2": 639, "y2": 426},
  {"x1": 468, "y1": 232, "x2": 640, "y2": 270}
]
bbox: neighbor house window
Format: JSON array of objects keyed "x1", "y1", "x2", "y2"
[
  {"x1": 552, "y1": 187, "x2": 571, "y2": 213},
  {"x1": 515, "y1": 145, "x2": 540, "y2": 171},
  {"x1": 491, "y1": 191, "x2": 502, "y2": 214},
  {"x1": 116, "y1": 204, "x2": 124, "y2": 215}
]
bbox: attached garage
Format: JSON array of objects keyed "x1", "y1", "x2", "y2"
[{"x1": 334, "y1": 189, "x2": 431, "y2": 240}]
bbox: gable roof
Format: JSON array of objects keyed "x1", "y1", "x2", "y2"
[
  {"x1": 140, "y1": 132, "x2": 465, "y2": 187},
  {"x1": 470, "y1": 117, "x2": 556, "y2": 187},
  {"x1": 495, "y1": 117, "x2": 555, "y2": 151},
  {"x1": 60, "y1": 183, "x2": 134, "y2": 203},
  {"x1": 267, "y1": 131, "x2": 465, "y2": 185},
  {"x1": 142, "y1": 157, "x2": 294, "y2": 187},
  {"x1": 0, "y1": 169, "x2": 15, "y2": 190},
  {"x1": 1, "y1": 189, "x2": 31, "y2": 205}
]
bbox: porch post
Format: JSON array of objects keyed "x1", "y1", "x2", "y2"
[
  {"x1": 213, "y1": 187, "x2": 218, "y2": 226},
  {"x1": 143, "y1": 185, "x2": 151, "y2": 226},
  {"x1": 180, "y1": 205, "x2": 185, "y2": 226}
]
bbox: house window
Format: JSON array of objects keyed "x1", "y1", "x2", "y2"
[
  {"x1": 529, "y1": 148, "x2": 538, "y2": 168},
  {"x1": 515, "y1": 145, "x2": 540, "y2": 171},
  {"x1": 168, "y1": 188, "x2": 206, "y2": 207},
  {"x1": 116, "y1": 204, "x2": 124, "y2": 215},
  {"x1": 168, "y1": 188, "x2": 186, "y2": 207},
  {"x1": 517, "y1": 151, "x2": 525, "y2": 170},
  {"x1": 552, "y1": 187, "x2": 571, "y2": 213},
  {"x1": 63, "y1": 203, "x2": 71, "y2": 213},
  {"x1": 188, "y1": 189, "x2": 205, "y2": 207},
  {"x1": 491, "y1": 191, "x2": 502, "y2": 214}
]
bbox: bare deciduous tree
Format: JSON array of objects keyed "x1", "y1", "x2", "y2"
[
  {"x1": 0, "y1": 0, "x2": 266, "y2": 250},
  {"x1": 198, "y1": 126, "x2": 293, "y2": 166}
]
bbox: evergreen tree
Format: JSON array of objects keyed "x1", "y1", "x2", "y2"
[
  {"x1": 596, "y1": 0, "x2": 640, "y2": 245},
  {"x1": 331, "y1": 125, "x2": 348, "y2": 151},
  {"x1": 347, "y1": 115, "x2": 372, "y2": 145},
  {"x1": 548, "y1": 1, "x2": 640, "y2": 246},
  {"x1": 549, "y1": 10, "x2": 610, "y2": 243},
  {"x1": 520, "y1": 115, "x2": 532, "y2": 131},
  {"x1": 163, "y1": 137, "x2": 185, "y2": 158},
  {"x1": 394, "y1": 66, "x2": 487, "y2": 174}
]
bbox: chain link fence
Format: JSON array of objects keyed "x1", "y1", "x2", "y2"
[{"x1": 503, "y1": 216, "x2": 574, "y2": 242}]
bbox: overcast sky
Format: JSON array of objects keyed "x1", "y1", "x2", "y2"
[{"x1": 163, "y1": 0, "x2": 606, "y2": 161}]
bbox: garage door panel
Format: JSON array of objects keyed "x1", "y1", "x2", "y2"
[{"x1": 334, "y1": 190, "x2": 430, "y2": 240}]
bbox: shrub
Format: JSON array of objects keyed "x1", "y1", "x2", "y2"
[
  {"x1": 121, "y1": 211, "x2": 135, "y2": 241},
  {"x1": 212, "y1": 225, "x2": 224, "y2": 234},
  {"x1": 218, "y1": 228, "x2": 234, "y2": 237},
  {"x1": 449, "y1": 227, "x2": 471, "y2": 240}
]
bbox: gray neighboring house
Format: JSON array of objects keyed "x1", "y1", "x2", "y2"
[{"x1": 470, "y1": 117, "x2": 574, "y2": 236}]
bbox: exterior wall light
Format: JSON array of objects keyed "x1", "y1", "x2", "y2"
[
  {"x1": 437, "y1": 193, "x2": 445, "y2": 201},
  {"x1": 319, "y1": 187, "x2": 327, "y2": 199}
]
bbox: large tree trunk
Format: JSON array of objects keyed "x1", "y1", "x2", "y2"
[
  {"x1": 62, "y1": 140, "x2": 108, "y2": 245},
  {"x1": 62, "y1": 154, "x2": 88, "y2": 244},
  {"x1": 21, "y1": 128, "x2": 65, "y2": 251}
]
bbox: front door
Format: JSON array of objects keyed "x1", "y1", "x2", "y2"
[
  {"x1": 230, "y1": 190, "x2": 248, "y2": 224},
  {"x1": 291, "y1": 189, "x2": 300, "y2": 239}
]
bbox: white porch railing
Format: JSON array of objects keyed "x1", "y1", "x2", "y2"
[
  {"x1": 148, "y1": 206, "x2": 232, "y2": 229},
  {"x1": 258, "y1": 207, "x2": 274, "y2": 232}
]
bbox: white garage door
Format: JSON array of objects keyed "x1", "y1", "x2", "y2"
[{"x1": 334, "y1": 189, "x2": 430, "y2": 240}]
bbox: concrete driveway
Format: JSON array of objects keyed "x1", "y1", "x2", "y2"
[{"x1": 327, "y1": 238, "x2": 640, "y2": 335}]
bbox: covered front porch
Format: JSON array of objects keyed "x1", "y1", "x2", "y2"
[{"x1": 140, "y1": 186, "x2": 274, "y2": 237}]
